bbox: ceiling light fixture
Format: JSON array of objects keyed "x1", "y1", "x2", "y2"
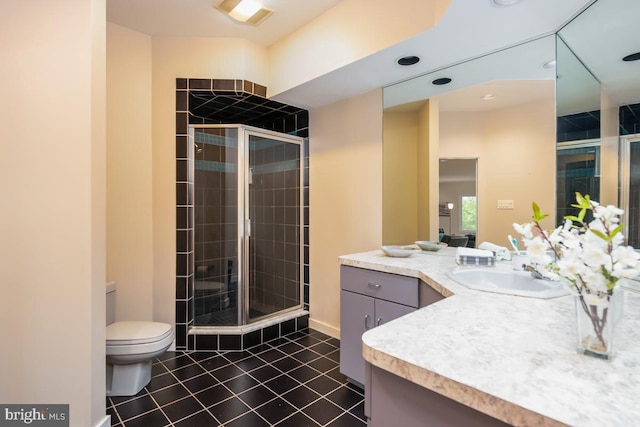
[
  {"x1": 481, "y1": 94, "x2": 496, "y2": 100},
  {"x1": 432, "y1": 77, "x2": 452, "y2": 86},
  {"x1": 622, "y1": 52, "x2": 640, "y2": 62},
  {"x1": 492, "y1": 0, "x2": 523, "y2": 6},
  {"x1": 397, "y1": 56, "x2": 420, "y2": 66},
  {"x1": 214, "y1": 0, "x2": 274, "y2": 26},
  {"x1": 542, "y1": 59, "x2": 556, "y2": 69}
]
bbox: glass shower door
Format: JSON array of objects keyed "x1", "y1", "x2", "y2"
[
  {"x1": 621, "y1": 135, "x2": 640, "y2": 248},
  {"x1": 556, "y1": 141, "x2": 600, "y2": 226},
  {"x1": 246, "y1": 131, "x2": 303, "y2": 322},
  {"x1": 192, "y1": 127, "x2": 241, "y2": 326}
]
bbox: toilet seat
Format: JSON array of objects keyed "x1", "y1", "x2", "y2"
[
  {"x1": 195, "y1": 280, "x2": 227, "y2": 292},
  {"x1": 106, "y1": 321, "x2": 173, "y2": 356}
]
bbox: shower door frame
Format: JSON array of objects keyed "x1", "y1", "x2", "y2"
[
  {"x1": 189, "y1": 124, "x2": 305, "y2": 327},
  {"x1": 620, "y1": 133, "x2": 640, "y2": 247}
]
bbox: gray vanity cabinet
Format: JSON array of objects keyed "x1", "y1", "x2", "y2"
[
  {"x1": 340, "y1": 289, "x2": 414, "y2": 385},
  {"x1": 340, "y1": 265, "x2": 442, "y2": 385}
]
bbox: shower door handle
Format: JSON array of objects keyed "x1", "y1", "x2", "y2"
[{"x1": 246, "y1": 219, "x2": 251, "y2": 238}]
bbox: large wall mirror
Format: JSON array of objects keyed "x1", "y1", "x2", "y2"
[
  {"x1": 558, "y1": 0, "x2": 640, "y2": 247},
  {"x1": 383, "y1": 0, "x2": 640, "y2": 250},
  {"x1": 383, "y1": 36, "x2": 557, "y2": 247}
]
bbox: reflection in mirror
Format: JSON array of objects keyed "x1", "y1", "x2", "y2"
[
  {"x1": 557, "y1": 0, "x2": 640, "y2": 247},
  {"x1": 383, "y1": 36, "x2": 556, "y2": 247},
  {"x1": 555, "y1": 36, "x2": 601, "y2": 223},
  {"x1": 439, "y1": 158, "x2": 477, "y2": 248}
]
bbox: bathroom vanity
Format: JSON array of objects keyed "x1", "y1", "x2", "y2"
[
  {"x1": 339, "y1": 248, "x2": 640, "y2": 426},
  {"x1": 339, "y1": 265, "x2": 444, "y2": 385}
]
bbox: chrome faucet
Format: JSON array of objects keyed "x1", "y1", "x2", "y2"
[{"x1": 523, "y1": 264, "x2": 548, "y2": 280}]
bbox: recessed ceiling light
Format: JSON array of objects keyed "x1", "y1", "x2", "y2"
[
  {"x1": 481, "y1": 94, "x2": 496, "y2": 100},
  {"x1": 542, "y1": 59, "x2": 556, "y2": 69},
  {"x1": 397, "y1": 56, "x2": 420, "y2": 66},
  {"x1": 432, "y1": 77, "x2": 452, "y2": 86},
  {"x1": 214, "y1": 0, "x2": 273, "y2": 26},
  {"x1": 622, "y1": 52, "x2": 640, "y2": 62},
  {"x1": 492, "y1": 0, "x2": 523, "y2": 6}
]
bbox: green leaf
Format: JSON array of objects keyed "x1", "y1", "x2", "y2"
[
  {"x1": 532, "y1": 201, "x2": 540, "y2": 218},
  {"x1": 578, "y1": 208, "x2": 586, "y2": 222},
  {"x1": 589, "y1": 228, "x2": 609, "y2": 241},
  {"x1": 564, "y1": 215, "x2": 581, "y2": 222},
  {"x1": 610, "y1": 225, "x2": 623, "y2": 239},
  {"x1": 532, "y1": 201, "x2": 547, "y2": 222}
]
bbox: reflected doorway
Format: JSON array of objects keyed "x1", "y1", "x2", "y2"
[{"x1": 439, "y1": 158, "x2": 477, "y2": 247}]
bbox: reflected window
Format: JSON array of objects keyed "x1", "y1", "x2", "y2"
[{"x1": 460, "y1": 196, "x2": 477, "y2": 231}]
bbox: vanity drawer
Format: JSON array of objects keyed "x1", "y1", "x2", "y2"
[{"x1": 340, "y1": 265, "x2": 419, "y2": 307}]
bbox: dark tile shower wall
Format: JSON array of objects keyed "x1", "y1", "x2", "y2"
[
  {"x1": 621, "y1": 102, "x2": 640, "y2": 248},
  {"x1": 249, "y1": 139, "x2": 301, "y2": 315},
  {"x1": 175, "y1": 78, "x2": 310, "y2": 351},
  {"x1": 620, "y1": 102, "x2": 640, "y2": 136},
  {"x1": 557, "y1": 110, "x2": 601, "y2": 142}
]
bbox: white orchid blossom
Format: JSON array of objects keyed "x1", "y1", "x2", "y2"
[
  {"x1": 512, "y1": 222, "x2": 533, "y2": 239},
  {"x1": 513, "y1": 193, "x2": 640, "y2": 299}
]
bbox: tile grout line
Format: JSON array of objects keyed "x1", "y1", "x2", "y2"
[
  {"x1": 182, "y1": 351, "x2": 278, "y2": 426},
  {"x1": 112, "y1": 329, "x2": 363, "y2": 427},
  {"x1": 158, "y1": 355, "x2": 225, "y2": 425}
]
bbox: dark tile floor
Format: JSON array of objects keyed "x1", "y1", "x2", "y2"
[{"x1": 107, "y1": 329, "x2": 366, "y2": 426}]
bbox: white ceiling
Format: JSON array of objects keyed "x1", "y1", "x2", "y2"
[
  {"x1": 439, "y1": 158, "x2": 476, "y2": 183},
  {"x1": 106, "y1": 0, "x2": 596, "y2": 109},
  {"x1": 558, "y1": 0, "x2": 640, "y2": 108},
  {"x1": 107, "y1": 0, "x2": 343, "y2": 47},
  {"x1": 384, "y1": 35, "x2": 557, "y2": 112}
]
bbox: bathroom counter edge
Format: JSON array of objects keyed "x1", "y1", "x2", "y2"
[{"x1": 339, "y1": 249, "x2": 640, "y2": 427}]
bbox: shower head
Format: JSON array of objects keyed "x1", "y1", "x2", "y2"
[{"x1": 194, "y1": 143, "x2": 203, "y2": 153}]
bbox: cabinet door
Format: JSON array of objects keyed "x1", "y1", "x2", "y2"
[
  {"x1": 374, "y1": 299, "x2": 415, "y2": 327},
  {"x1": 340, "y1": 290, "x2": 374, "y2": 385}
]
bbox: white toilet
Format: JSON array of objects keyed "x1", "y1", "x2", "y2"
[{"x1": 106, "y1": 282, "x2": 174, "y2": 397}]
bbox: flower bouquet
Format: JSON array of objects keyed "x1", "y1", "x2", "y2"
[{"x1": 513, "y1": 193, "x2": 640, "y2": 359}]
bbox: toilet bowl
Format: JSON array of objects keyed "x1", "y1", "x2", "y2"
[{"x1": 106, "y1": 283, "x2": 174, "y2": 397}]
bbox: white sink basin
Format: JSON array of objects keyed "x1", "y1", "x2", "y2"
[{"x1": 447, "y1": 268, "x2": 568, "y2": 299}]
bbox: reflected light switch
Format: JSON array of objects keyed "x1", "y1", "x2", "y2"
[{"x1": 497, "y1": 200, "x2": 514, "y2": 210}]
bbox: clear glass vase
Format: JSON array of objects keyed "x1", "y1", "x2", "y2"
[{"x1": 574, "y1": 290, "x2": 623, "y2": 360}]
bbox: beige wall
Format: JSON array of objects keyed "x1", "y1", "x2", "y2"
[
  {"x1": 383, "y1": 112, "x2": 418, "y2": 244},
  {"x1": 600, "y1": 87, "x2": 619, "y2": 206},
  {"x1": 107, "y1": 23, "x2": 154, "y2": 322},
  {"x1": 0, "y1": 0, "x2": 107, "y2": 426},
  {"x1": 150, "y1": 37, "x2": 269, "y2": 325},
  {"x1": 417, "y1": 100, "x2": 440, "y2": 242},
  {"x1": 268, "y1": 0, "x2": 451, "y2": 97},
  {"x1": 383, "y1": 100, "x2": 440, "y2": 245},
  {"x1": 440, "y1": 90, "x2": 556, "y2": 245},
  {"x1": 309, "y1": 89, "x2": 383, "y2": 337}
]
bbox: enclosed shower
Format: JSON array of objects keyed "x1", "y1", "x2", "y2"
[{"x1": 190, "y1": 124, "x2": 304, "y2": 328}]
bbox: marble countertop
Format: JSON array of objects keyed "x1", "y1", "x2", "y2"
[{"x1": 340, "y1": 248, "x2": 640, "y2": 426}]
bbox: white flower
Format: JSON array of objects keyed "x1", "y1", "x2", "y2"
[
  {"x1": 582, "y1": 245, "x2": 612, "y2": 271},
  {"x1": 512, "y1": 194, "x2": 638, "y2": 297},
  {"x1": 526, "y1": 237, "x2": 552, "y2": 264},
  {"x1": 593, "y1": 204, "x2": 623, "y2": 222},
  {"x1": 583, "y1": 292, "x2": 608, "y2": 306},
  {"x1": 513, "y1": 222, "x2": 533, "y2": 239}
]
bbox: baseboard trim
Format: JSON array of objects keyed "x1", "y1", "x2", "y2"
[{"x1": 309, "y1": 318, "x2": 339, "y2": 339}]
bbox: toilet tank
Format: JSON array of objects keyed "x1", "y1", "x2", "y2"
[{"x1": 106, "y1": 282, "x2": 117, "y2": 325}]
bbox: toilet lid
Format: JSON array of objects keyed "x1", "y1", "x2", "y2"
[{"x1": 107, "y1": 321, "x2": 172, "y2": 346}]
